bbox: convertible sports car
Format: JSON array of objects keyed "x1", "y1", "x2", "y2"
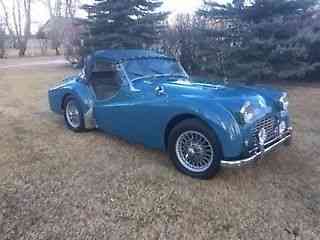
[{"x1": 48, "y1": 49, "x2": 292, "y2": 179}]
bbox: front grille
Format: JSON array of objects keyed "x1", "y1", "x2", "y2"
[{"x1": 252, "y1": 116, "x2": 278, "y2": 145}]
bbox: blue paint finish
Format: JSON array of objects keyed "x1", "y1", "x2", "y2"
[
  {"x1": 48, "y1": 49, "x2": 292, "y2": 162},
  {"x1": 48, "y1": 75, "x2": 95, "y2": 115}
]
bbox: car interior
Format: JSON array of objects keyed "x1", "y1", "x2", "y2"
[{"x1": 90, "y1": 64, "x2": 122, "y2": 100}]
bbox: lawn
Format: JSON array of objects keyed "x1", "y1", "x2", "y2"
[{"x1": 0, "y1": 57, "x2": 319, "y2": 239}]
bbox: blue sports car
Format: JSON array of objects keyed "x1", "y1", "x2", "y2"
[{"x1": 48, "y1": 49, "x2": 292, "y2": 179}]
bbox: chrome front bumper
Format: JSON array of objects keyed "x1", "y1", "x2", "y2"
[{"x1": 221, "y1": 127, "x2": 293, "y2": 167}]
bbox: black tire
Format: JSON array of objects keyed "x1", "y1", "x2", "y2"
[
  {"x1": 63, "y1": 95, "x2": 85, "y2": 132},
  {"x1": 168, "y1": 119, "x2": 222, "y2": 179}
]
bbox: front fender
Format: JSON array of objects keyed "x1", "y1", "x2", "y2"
[
  {"x1": 165, "y1": 99, "x2": 243, "y2": 159},
  {"x1": 194, "y1": 102, "x2": 243, "y2": 159}
]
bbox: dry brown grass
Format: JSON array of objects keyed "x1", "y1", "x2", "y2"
[{"x1": 0, "y1": 57, "x2": 319, "y2": 240}]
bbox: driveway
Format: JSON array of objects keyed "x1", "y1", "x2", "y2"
[{"x1": 0, "y1": 56, "x2": 67, "y2": 69}]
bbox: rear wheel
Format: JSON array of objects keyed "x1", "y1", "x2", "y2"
[
  {"x1": 168, "y1": 119, "x2": 222, "y2": 179},
  {"x1": 63, "y1": 96, "x2": 85, "y2": 132}
]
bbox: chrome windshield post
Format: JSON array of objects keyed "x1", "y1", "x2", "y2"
[
  {"x1": 118, "y1": 63, "x2": 140, "y2": 92},
  {"x1": 178, "y1": 61, "x2": 190, "y2": 80}
]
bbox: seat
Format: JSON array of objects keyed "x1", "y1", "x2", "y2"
[{"x1": 91, "y1": 71, "x2": 121, "y2": 100}]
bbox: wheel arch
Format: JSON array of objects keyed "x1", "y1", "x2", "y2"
[
  {"x1": 164, "y1": 113, "x2": 221, "y2": 151},
  {"x1": 61, "y1": 93, "x2": 73, "y2": 110},
  {"x1": 61, "y1": 91, "x2": 89, "y2": 113},
  {"x1": 60, "y1": 91, "x2": 96, "y2": 130}
]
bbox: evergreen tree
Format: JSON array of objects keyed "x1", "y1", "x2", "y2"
[
  {"x1": 197, "y1": 0, "x2": 319, "y2": 82},
  {"x1": 287, "y1": 8, "x2": 320, "y2": 81},
  {"x1": 83, "y1": 0, "x2": 167, "y2": 52}
]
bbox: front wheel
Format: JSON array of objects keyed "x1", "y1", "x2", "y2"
[{"x1": 168, "y1": 119, "x2": 222, "y2": 179}]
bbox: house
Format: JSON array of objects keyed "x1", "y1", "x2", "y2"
[{"x1": 37, "y1": 16, "x2": 87, "y2": 56}]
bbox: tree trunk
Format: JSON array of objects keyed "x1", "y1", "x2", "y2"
[
  {"x1": 55, "y1": 47, "x2": 60, "y2": 56},
  {"x1": 19, "y1": 47, "x2": 26, "y2": 57},
  {"x1": 0, "y1": 48, "x2": 5, "y2": 58},
  {"x1": 18, "y1": 41, "x2": 27, "y2": 57}
]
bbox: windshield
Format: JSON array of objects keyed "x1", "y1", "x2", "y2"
[{"x1": 123, "y1": 58, "x2": 188, "y2": 81}]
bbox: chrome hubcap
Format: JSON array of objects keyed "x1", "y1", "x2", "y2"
[
  {"x1": 66, "y1": 100, "x2": 80, "y2": 128},
  {"x1": 175, "y1": 130, "x2": 214, "y2": 172}
]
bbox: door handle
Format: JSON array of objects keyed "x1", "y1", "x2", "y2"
[{"x1": 155, "y1": 85, "x2": 166, "y2": 96}]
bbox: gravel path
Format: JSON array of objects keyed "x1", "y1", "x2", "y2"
[{"x1": 0, "y1": 59, "x2": 67, "y2": 69}]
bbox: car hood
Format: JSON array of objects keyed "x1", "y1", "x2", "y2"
[{"x1": 162, "y1": 79, "x2": 283, "y2": 112}]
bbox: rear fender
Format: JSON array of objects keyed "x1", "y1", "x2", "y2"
[{"x1": 49, "y1": 79, "x2": 96, "y2": 129}]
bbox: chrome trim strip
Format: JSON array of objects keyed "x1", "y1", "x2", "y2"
[
  {"x1": 131, "y1": 73, "x2": 188, "y2": 82},
  {"x1": 221, "y1": 128, "x2": 292, "y2": 167},
  {"x1": 118, "y1": 63, "x2": 140, "y2": 92}
]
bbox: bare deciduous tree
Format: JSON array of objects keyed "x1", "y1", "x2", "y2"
[
  {"x1": 65, "y1": 0, "x2": 79, "y2": 18},
  {"x1": 39, "y1": 0, "x2": 81, "y2": 55},
  {"x1": 0, "y1": 18, "x2": 6, "y2": 58},
  {"x1": 36, "y1": 30, "x2": 48, "y2": 55},
  {"x1": 39, "y1": 0, "x2": 81, "y2": 23},
  {"x1": 39, "y1": 0, "x2": 62, "y2": 17},
  {"x1": 162, "y1": 14, "x2": 206, "y2": 74},
  {"x1": 0, "y1": 0, "x2": 32, "y2": 57}
]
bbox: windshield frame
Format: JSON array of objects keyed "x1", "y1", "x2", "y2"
[{"x1": 122, "y1": 58, "x2": 189, "y2": 83}]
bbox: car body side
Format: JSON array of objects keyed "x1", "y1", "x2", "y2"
[{"x1": 48, "y1": 65, "x2": 290, "y2": 162}]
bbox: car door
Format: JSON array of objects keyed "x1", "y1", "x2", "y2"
[{"x1": 94, "y1": 79, "x2": 169, "y2": 149}]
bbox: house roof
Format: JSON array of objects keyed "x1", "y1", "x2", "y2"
[
  {"x1": 38, "y1": 16, "x2": 85, "y2": 35},
  {"x1": 93, "y1": 49, "x2": 173, "y2": 63}
]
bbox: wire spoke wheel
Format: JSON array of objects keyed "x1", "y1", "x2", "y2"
[
  {"x1": 175, "y1": 130, "x2": 214, "y2": 173},
  {"x1": 66, "y1": 100, "x2": 81, "y2": 129}
]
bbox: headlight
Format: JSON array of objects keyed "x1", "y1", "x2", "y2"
[
  {"x1": 280, "y1": 93, "x2": 289, "y2": 111},
  {"x1": 240, "y1": 101, "x2": 255, "y2": 123}
]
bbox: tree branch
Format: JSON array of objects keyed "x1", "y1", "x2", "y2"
[{"x1": 0, "y1": 0, "x2": 14, "y2": 36}]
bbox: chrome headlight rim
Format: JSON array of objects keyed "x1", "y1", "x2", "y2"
[{"x1": 240, "y1": 101, "x2": 256, "y2": 124}]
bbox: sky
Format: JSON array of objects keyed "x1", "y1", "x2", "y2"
[
  {"x1": 2, "y1": 0, "x2": 226, "y2": 33},
  {"x1": 162, "y1": 0, "x2": 203, "y2": 15},
  {"x1": 29, "y1": 0, "x2": 206, "y2": 32}
]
